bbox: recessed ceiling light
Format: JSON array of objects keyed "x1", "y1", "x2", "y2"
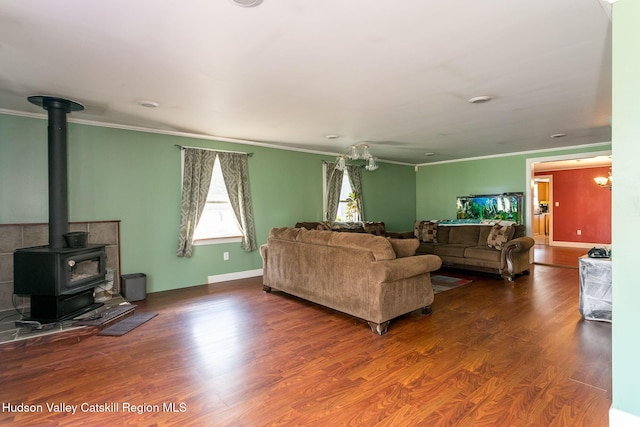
[
  {"x1": 325, "y1": 134, "x2": 339, "y2": 140},
  {"x1": 424, "y1": 152, "x2": 435, "y2": 157},
  {"x1": 230, "y1": 0, "x2": 263, "y2": 7},
  {"x1": 468, "y1": 95, "x2": 492, "y2": 104},
  {"x1": 550, "y1": 133, "x2": 567, "y2": 138},
  {"x1": 139, "y1": 100, "x2": 159, "y2": 108}
]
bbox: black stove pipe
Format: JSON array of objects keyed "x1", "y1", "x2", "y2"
[{"x1": 28, "y1": 96, "x2": 84, "y2": 249}]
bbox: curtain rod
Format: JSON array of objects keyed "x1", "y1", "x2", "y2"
[{"x1": 175, "y1": 144, "x2": 253, "y2": 156}]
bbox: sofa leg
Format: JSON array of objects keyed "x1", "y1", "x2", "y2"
[
  {"x1": 422, "y1": 305, "x2": 433, "y2": 315},
  {"x1": 501, "y1": 274, "x2": 515, "y2": 282},
  {"x1": 367, "y1": 321, "x2": 390, "y2": 335},
  {"x1": 263, "y1": 285, "x2": 272, "y2": 293}
]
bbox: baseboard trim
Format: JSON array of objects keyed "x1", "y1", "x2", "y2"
[
  {"x1": 207, "y1": 269, "x2": 263, "y2": 284},
  {"x1": 549, "y1": 241, "x2": 605, "y2": 249},
  {"x1": 610, "y1": 406, "x2": 640, "y2": 426}
]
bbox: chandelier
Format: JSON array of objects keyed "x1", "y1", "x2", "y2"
[
  {"x1": 594, "y1": 169, "x2": 612, "y2": 190},
  {"x1": 335, "y1": 144, "x2": 378, "y2": 171}
]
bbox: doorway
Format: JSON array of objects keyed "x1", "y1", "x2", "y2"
[
  {"x1": 525, "y1": 148, "x2": 612, "y2": 267},
  {"x1": 533, "y1": 176, "x2": 552, "y2": 245}
]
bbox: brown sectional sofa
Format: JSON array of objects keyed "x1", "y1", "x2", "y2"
[
  {"x1": 414, "y1": 221, "x2": 534, "y2": 281},
  {"x1": 260, "y1": 227, "x2": 442, "y2": 335},
  {"x1": 294, "y1": 221, "x2": 414, "y2": 239}
]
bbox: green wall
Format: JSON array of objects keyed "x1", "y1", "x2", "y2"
[
  {"x1": 416, "y1": 156, "x2": 523, "y2": 220},
  {"x1": 612, "y1": 0, "x2": 640, "y2": 420},
  {"x1": 416, "y1": 147, "x2": 612, "y2": 222},
  {"x1": 0, "y1": 113, "x2": 415, "y2": 293},
  {"x1": 361, "y1": 162, "x2": 416, "y2": 232}
]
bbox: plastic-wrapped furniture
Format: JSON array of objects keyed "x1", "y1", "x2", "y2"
[{"x1": 578, "y1": 255, "x2": 612, "y2": 322}]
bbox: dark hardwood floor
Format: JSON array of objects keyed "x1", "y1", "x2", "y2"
[
  {"x1": 533, "y1": 244, "x2": 589, "y2": 269},
  {"x1": 0, "y1": 254, "x2": 611, "y2": 426}
]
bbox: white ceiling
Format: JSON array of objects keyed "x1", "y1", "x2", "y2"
[{"x1": 0, "y1": 0, "x2": 612, "y2": 165}]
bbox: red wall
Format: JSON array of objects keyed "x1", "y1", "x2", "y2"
[{"x1": 536, "y1": 167, "x2": 611, "y2": 244}]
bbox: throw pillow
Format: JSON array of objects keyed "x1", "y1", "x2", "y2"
[
  {"x1": 414, "y1": 220, "x2": 437, "y2": 243},
  {"x1": 487, "y1": 224, "x2": 515, "y2": 250}
]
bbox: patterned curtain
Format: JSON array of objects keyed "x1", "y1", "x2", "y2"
[
  {"x1": 325, "y1": 162, "x2": 344, "y2": 222},
  {"x1": 176, "y1": 148, "x2": 216, "y2": 257},
  {"x1": 217, "y1": 152, "x2": 257, "y2": 252},
  {"x1": 345, "y1": 164, "x2": 364, "y2": 221}
]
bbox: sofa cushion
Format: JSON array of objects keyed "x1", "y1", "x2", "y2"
[
  {"x1": 416, "y1": 242, "x2": 436, "y2": 255},
  {"x1": 328, "y1": 231, "x2": 396, "y2": 261},
  {"x1": 513, "y1": 224, "x2": 526, "y2": 238},
  {"x1": 448, "y1": 226, "x2": 480, "y2": 245},
  {"x1": 477, "y1": 225, "x2": 493, "y2": 246},
  {"x1": 464, "y1": 246, "x2": 502, "y2": 263},
  {"x1": 436, "y1": 225, "x2": 450, "y2": 244},
  {"x1": 487, "y1": 224, "x2": 515, "y2": 250},
  {"x1": 434, "y1": 244, "x2": 468, "y2": 258},
  {"x1": 387, "y1": 238, "x2": 419, "y2": 258},
  {"x1": 269, "y1": 227, "x2": 302, "y2": 241},
  {"x1": 297, "y1": 228, "x2": 333, "y2": 245},
  {"x1": 414, "y1": 220, "x2": 437, "y2": 243}
]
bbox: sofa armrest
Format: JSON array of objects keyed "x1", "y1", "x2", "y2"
[
  {"x1": 501, "y1": 236, "x2": 535, "y2": 280},
  {"x1": 503, "y1": 236, "x2": 535, "y2": 253},
  {"x1": 260, "y1": 244, "x2": 269, "y2": 282},
  {"x1": 370, "y1": 254, "x2": 442, "y2": 283}
]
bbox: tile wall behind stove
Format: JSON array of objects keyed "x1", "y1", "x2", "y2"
[{"x1": 0, "y1": 220, "x2": 120, "y2": 312}]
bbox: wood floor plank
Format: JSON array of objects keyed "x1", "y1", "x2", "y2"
[{"x1": 0, "y1": 247, "x2": 611, "y2": 426}]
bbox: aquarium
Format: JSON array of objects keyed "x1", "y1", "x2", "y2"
[{"x1": 456, "y1": 193, "x2": 524, "y2": 223}]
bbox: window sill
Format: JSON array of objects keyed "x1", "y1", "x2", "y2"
[{"x1": 193, "y1": 236, "x2": 243, "y2": 246}]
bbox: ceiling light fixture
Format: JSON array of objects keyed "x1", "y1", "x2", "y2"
[
  {"x1": 230, "y1": 0, "x2": 263, "y2": 7},
  {"x1": 550, "y1": 133, "x2": 567, "y2": 138},
  {"x1": 325, "y1": 134, "x2": 339, "y2": 140},
  {"x1": 335, "y1": 143, "x2": 378, "y2": 172},
  {"x1": 468, "y1": 95, "x2": 492, "y2": 104}
]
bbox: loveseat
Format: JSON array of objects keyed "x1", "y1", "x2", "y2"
[
  {"x1": 260, "y1": 227, "x2": 442, "y2": 335},
  {"x1": 413, "y1": 221, "x2": 534, "y2": 281}
]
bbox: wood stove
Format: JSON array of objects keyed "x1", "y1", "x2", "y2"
[
  {"x1": 14, "y1": 245, "x2": 106, "y2": 321},
  {"x1": 13, "y1": 96, "x2": 106, "y2": 321}
]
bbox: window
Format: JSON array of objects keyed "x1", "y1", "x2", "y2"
[
  {"x1": 323, "y1": 164, "x2": 362, "y2": 223},
  {"x1": 193, "y1": 157, "x2": 243, "y2": 243},
  {"x1": 335, "y1": 170, "x2": 360, "y2": 222}
]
